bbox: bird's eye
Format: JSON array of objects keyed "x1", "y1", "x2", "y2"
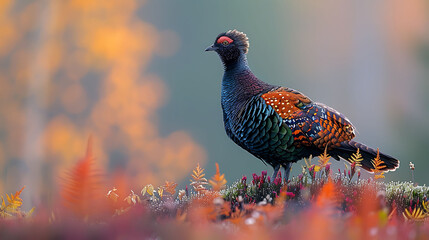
[{"x1": 217, "y1": 36, "x2": 233, "y2": 45}]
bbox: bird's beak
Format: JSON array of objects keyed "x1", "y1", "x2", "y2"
[{"x1": 205, "y1": 45, "x2": 218, "y2": 52}]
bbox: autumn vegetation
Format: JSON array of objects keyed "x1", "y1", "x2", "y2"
[{"x1": 0, "y1": 138, "x2": 428, "y2": 239}]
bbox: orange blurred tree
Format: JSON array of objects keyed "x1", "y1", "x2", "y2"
[{"x1": 0, "y1": 0, "x2": 205, "y2": 204}]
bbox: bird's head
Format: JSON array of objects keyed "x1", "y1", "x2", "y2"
[{"x1": 205, "y1": 30, "x2": 249, "y2": 65}]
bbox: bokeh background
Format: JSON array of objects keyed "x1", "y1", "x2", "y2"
[{"x1": 0, "y1": 0, "x2": 428, "y2": 207}]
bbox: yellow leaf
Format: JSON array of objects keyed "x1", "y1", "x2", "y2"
[
  {"x1": 349, "y1": 149, "x2": 363, "y2": 166},
  {"x1": 314, "y1": 165, "x2": 321, "y2": 172},
  {"x1": 1, "y1": 196, "x2": 5, "y2": 209},
  {"x1": 146, "y1": 185, "x2": 154, "y2": 196},
  {"x1": 141, "y1": 186, "x2": 147, "y2": 196},
  {"x1": 304, "y1": 155, "x2": 313, "y2": 169},
  {"x1": 27, "y1": 207, "x2": 35, "y2": 217},
  {"x1": 374, "y1": 174, "x2": 385, "y2": 179},
  {"x1": 141, "y1": 184, "x2": 154, "y2": 196},
  {"x1": 423, "y1": 201, "x2": 429, "y2": 212},
  {"x1": 0, "y1": 186, "x2": 26, "y2": 217},
  {"x1": 403, "y1": 207, "x2": 427, "y2": 221},
  {"x1": 318, "y1": 145, "x2": 331, "y2": 167},
  {"x1": 4, "y1": 187, "x2": 24, "y2": 212},
  {"x1": 158, "y1": 187, "x2": 164, "y2": 198}
]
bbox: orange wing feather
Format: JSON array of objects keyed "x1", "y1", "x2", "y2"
[{"x1": 261, "y1": 87, "x2": 355, "y2": 149}]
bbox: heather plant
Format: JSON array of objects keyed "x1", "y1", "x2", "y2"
[
  {"x1": 385, "y1": 181, "x2": 429, "y2": 214},
  {"x1": 1, "y1": 142, "x2": 429, "y2": 239}
]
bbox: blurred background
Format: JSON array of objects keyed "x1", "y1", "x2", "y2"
[{"x1": 0, "y1": 0, "x2": 428, "y2": 207}]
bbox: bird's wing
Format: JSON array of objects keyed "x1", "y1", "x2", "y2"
[
  {"x1": 228, "y1": 92, "x2": 299, "y2": 166},
  {"x1": 261, "y1": 87, "x2": 355, "y2": 150}
]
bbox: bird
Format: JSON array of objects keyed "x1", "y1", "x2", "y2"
[{"x1": 205, "y1": 29, "x2": 399, "y2": 180}]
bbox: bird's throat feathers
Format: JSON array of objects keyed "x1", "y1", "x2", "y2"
[
  {"x1": 221, "y1": 51, "x2": 248, "y2": 71},
  {"x1": 221, "y1": 59, "x2": 274, "y2": 117}
]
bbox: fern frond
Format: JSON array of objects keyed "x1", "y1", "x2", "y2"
[
  {"x1": 303, "y1": 155, "x2": 313, "y2": 169},
  {"x1": 209, "y1": 163, "x2": 227, "y2": 191},
  {"x1": 162, "y1": 181, "x2": 178, "y2": 195},
  {"x1": 372, "y1": 148, "x2": 385, "y2": 179},
  {"x1": 349, "y1": 149, "x2": 363, "y2": 167},
  {"x1": 0, "y1": 186, "x2": 25, "y2": 217},
  {"x1": 191, "y1": 163, "x2": 206, "y2": 182},
  {"x1": 190, "y1": 163, "x2": 208, "y2": 194},
  {"x1": 318, "y1": 145, "x2": 331, "y2": 167},
  {"x1": 60, "y1": 136, "x2": 103, "y2": 217}
]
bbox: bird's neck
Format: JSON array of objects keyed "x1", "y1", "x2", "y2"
[
  {"x1": 222, "y1": 53, "x2": 249, "y2": 72},
  {"x1": 221, "y1": 53, "x2": 273, "y2": 115}
]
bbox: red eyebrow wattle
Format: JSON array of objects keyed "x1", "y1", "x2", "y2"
[{"x1": 217, "y1": 36, "x2": 233, "y2": 44}]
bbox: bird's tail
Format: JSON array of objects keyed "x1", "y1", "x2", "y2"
[{"x1": 331, "y1": 141, "x2": 399, "y2": 172}]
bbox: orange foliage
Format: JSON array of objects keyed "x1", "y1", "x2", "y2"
[
  {"x1": 162, "y1": 181, "x2": 178, "y2": 196},
  {"x1": 0, "y1": 186, "x2": 35, "y2": 218},
  {"x1": 2, "y1": 161, "x2": 428, "y2": 238},
  {"x1": 0, "y1": 186, "x2": 25, "y2": 216},
  {"x1": 0, "y1": 0, "x2": 205, "y2": 205},
  {"x1": 318, "y1": 145, "x2": 331, "y2": 167},
  {"x1": 60, "y1": 137, "x2": 104, "y2": 218},
  {"x1": 209, "y1": 163, "x2": 227, "y2": 191},
  {"x1": 190, "y1": 163, "x2": 208, "y2": 194},
  {"x1": 372, "y1": 148, "x2": 385, "y2": 179},
  {"x1": 316, "y1": 180, "x2": 336, "y2": 208},
  {"x1": 347, "y1": 187, "x2": 380, "y2": 239}
]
